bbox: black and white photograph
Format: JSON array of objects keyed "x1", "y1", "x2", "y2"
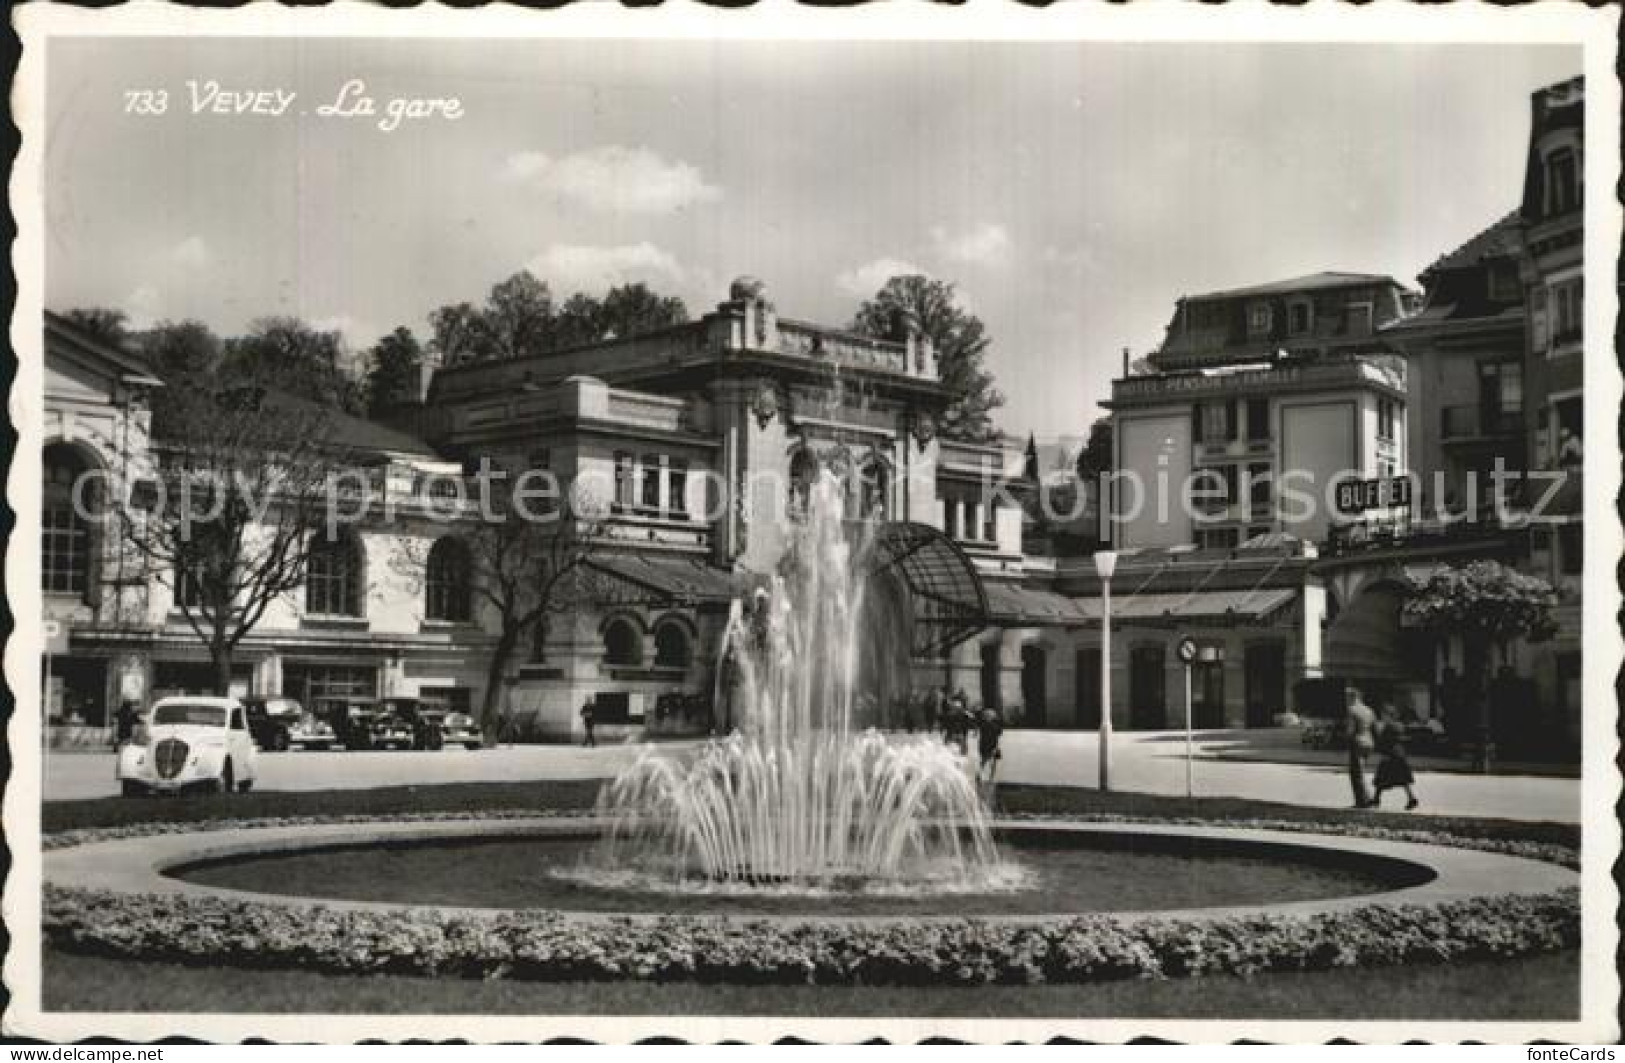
[{"x1": 5, "y1": 2, "x2": 1620, "y2": 1045}]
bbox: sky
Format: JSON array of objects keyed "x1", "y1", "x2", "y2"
[{"x1": 45, "y1": 38, "x2": 1581, "y2": 442}]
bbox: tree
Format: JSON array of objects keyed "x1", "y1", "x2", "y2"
[
  {"x1": 1402, "y1": 560, "x2": 1559, "y2": 766},
  {"x1": 551, "y1": 292, "x2": 608, "y2": 350},
  {"x1": 364, "y1": 327, "x2": 425, "y2": 416},
  {"x1": 62, "y1": 308, "x2": 132, "y2": 349},
  {"x1": 1075, "y1": 417, "x2": 1113, "y2": 479},
  {"x1": 458, "y1": 473, "x2": 607, "y2": 740},
  {"x1": 224, "y1": 317, "x2": 363, "y2": 413},
  {"x1": 427, "y1": 302, "x2": 491, "y2": 367},
  {"x1": 851, "y1": 275, "x2": 1004, "y2": 443},
  {"x1": 134, "y1": 319, "x2": 225, "y2": 380},
  {"x1": 1402, "y1": 560, "x2": 1560, "y2": 665},
  {"x1": 113, "y1": 362, "x2": 355, "y2": 695},
  {"x1": 484, "y1": 271, "x2": 557, "y2": 360},
  {"x1": 599, "y1": 282, "x2": 687, "y2": 339}
]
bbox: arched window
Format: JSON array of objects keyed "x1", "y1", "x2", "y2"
[
  {"x1": 42, "y1": 444, "x2": 93, "y2": 597},
  {"x1": 654, "y1": 620, "x2": 692, "y2": 669},
  {"x1": 603, "y1": 616, "x2": 642, "y2": 666},
  {"x1": 306, "y1": 529, "x2": 364, "y2": 617},
  {"x1": 424, "y1": 537, "x2": 472, "y2": 622},
  {"x1": 855, "y1": 458, "x2": 890, "y2": 521},
  {"x1": 788, "y1": 449, "x2": 818, "y2": 521}
]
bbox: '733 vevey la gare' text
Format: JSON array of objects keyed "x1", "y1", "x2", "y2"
[{"x1": 123, "y1": 79, "x2": 464, "y2": 131}]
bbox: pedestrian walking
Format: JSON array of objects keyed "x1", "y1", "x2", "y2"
[
  {"x1": 975, "y1": 707, "x2": 1005, "y2": 782},
  {"x1": 1371, "y1": 705, "x2": 1420, "y2": 810},
  {"x1": 114, "y1": 699, "x2": 141, "y2": 748},
  {"x1": 1344, "y1": 685, "x2": 1378, "y2": 808},
  {"x1": 580, "y1": 697, "x2": 597, "y2": 748}
]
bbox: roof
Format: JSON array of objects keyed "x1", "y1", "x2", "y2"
[
  {"x1": 584, "y1": 555, "x2": 751, "y2": 607},
  {"x1": 1185, "y1": 272, "x2": 1399, "y2": 303},
  {"x1": 984, "y1": 582, "x2": 1095, "y2": 626},
  {"x1": 868, "y1": 521, "x2": 990, "y2": 656},
  {"x1": 44, "y1": 311, "x2": 165, "y2": 387},
  {"x1": 1420, "y1": 212, "x2": 1522, "y2": 279}
]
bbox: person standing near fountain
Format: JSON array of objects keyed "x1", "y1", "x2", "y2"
[
  {"x1": 580, "y1": 696, "x2": 597, "y2": 748},
  {"x1": 976, "y1": 706, "x2": 1005, "y2": 782}
]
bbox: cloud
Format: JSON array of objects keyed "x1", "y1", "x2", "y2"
[
  {"x1": 124, "y1": 284, "x2": 164, "y2": 328},
  {"x1": 167, "y1": 236, "x2": 211, "y2": 270},
  {"x1": 931, "y1": 222, "x2": 1011, "y2": 268},
  {"x1": 835, "y1": 257, "x2": 930, "y2": 299},
  {"x1": 525, "y1": 242, "x2": 686, "y2": 295},
  {"x1": 1043, "y1": 243, "x2": 1102, "y2": 274},
  {"x1": 500, "y1": 146, "x2": 722, "y2": 214}
]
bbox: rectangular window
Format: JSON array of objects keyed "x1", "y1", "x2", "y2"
[
  {"x1": 668, "y1": 459, "x2": 689, "y2": 516},
  {"x1": 1199, "y1": 401, "x2": 1231, "y2": 445},
  {"x1": 1247, "y1": 463, "x2": 1272, "y2": 512},
  {"x1": 1552, "y1": 281, "x2": 1583, "y2": 346},
  {"x1": 1246, "y1": 398, "x2": 1270, "y2": 442},
  {"x1": 613, "y1": 452, "x2": 635, "y2": 509},
  {"x1": 641, "y1": 454, "x2": 663, "y2": 510},
  {"x1": 1248, "y1": 304, "x2": 1272, "y2": 336},
  {"x1": 1289, "y1": 303, "x2": 1310, "y2": 334},
  {"x1": 41, "y1": 506, "x2": 89, "y2": 595},
  {"x1": 1557, "y1": 523, "x2": 1583, "y2": 575},
  {"x1": 982, "y1": 502, "x2": 997, "y2": 543}
]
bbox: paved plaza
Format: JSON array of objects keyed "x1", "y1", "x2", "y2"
[{"x1": 42, "y1": 728, "x2": 1579, "y2": 823}]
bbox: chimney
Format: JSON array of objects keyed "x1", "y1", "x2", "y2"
[{"x1": 1121, "y1": 347, "x2": 1130, "y2": 377}]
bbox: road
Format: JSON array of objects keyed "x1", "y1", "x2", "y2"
[{"x1": 40, "y1": 728, "x2": 1579, "y2": 823}]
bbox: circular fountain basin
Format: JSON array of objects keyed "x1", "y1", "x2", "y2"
[{"x1": 44, "y1": 817, "x2": 1577, "y2": 926}]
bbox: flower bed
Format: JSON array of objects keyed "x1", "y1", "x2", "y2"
[{"x1": 43, "y1": 884, "x2": 1579, "y2": 986}]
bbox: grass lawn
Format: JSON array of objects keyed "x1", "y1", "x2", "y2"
[{"x1": 43, "y1": 947, "x2": 1578, "y2": 1020}]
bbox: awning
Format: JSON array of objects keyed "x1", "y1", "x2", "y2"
[
  {"x1": 867, "y1": 521, "x2": 989, "y2": 656},
  {"x1": 984, "y1": 582, "x2": 1096, "y2": 626},
  {"x1": 1047, "y1": 587, "x2": 1296, "y2": 625},
  {"x1": 581, "y1": 556, "x2": 753, "y2": 608},
  {"x1": 1324, "y1": 584, "x2": 1411, "y2": 681}
]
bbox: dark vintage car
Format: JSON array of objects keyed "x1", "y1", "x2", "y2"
[
  {"x1": 313, "y1": 696, "x2": 415, "y2": 751},
  {"x1": 241, "y1": 696, "x2": 336, "y2": 751}
]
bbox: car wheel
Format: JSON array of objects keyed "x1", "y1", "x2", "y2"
[
  {"x1": 464, "y1": 742, "x2": 483, "y2": 751},
  {"x1": 237, "y1": 778, "x2": 254, "y2": 793},
  {"x1": 218, "y1": 760, "x2": 235, "y2": 795},
  {"x1": 308, "y1": 742, "x2": 329, "y2": 752},
  {"x1": 120, "y1": 781, "x2": 146, "y2": 798},
  {"x1": 426, "y1": 730, "x2": 445, "y2": 751}
]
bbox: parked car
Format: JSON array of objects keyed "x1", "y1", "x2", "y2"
[
  {"x1": 242, "y1": 696, "x2": 336, "y2": 751},
  {"x1": 377, "y1": 696, "x2": 451, "y2": 751},
  {"x1": 314, "y1": 696, "x2": 418, "y2": 751},
  {"x1": 440, "y1": 710, "x2": 483, "y2": 750},
  {"x1": 116, "y1": 696, "x2": 258, "y2": 796}
]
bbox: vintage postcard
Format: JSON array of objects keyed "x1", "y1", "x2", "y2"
[{"x1": 5, "y1": 1, "x2": 1621, "y2": 1045}]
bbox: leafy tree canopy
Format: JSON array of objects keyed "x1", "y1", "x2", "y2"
[
  {"x1": 364, "y1": 326, "x2": 426, "y2": 416},
  {"x1": 1402, "y1": 560, "x2": 1560, "y2": 646},
  {"x1": 428, "y1": 273, "x2": 688, "y2": 365},
  {"x1": 223, "y1": 317, "x2": 364, "y2": 413},
  {"x1": 850, "y1": 274, "x2": 1005, "y2": 443}
]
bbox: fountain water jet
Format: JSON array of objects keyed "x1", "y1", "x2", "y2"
[{"x1": 590, "y1": 470, "x2": 1009, "y2": 889}]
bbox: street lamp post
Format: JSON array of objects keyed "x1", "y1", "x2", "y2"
[{"x1": 1093, "y1": 549, "x2": 1118, "y2": 792}]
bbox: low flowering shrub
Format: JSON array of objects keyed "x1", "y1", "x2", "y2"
[{"x1": 43, "y1": 884, "x2": 1579, "y2": 986}]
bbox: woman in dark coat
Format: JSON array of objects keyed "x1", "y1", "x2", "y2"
[{"x1": 1371, "y1": 705, "x2": 1419, "y2": 810}]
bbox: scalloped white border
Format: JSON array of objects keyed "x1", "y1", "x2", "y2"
[{"x1": 6, "y1": 0, "x2": 1621, "y2": 1045}]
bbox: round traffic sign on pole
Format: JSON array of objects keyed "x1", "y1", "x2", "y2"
[{"x1": 1176, "y1": 637, "x2": 1198, "y2": 664}]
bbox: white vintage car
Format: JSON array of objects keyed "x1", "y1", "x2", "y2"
[{"x1": 117, "y1": 696, "x2": 259, "y2": 797}]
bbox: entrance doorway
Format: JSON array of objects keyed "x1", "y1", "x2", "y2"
[
  {"x1": 1129, "y1": 645, "x2": 1165, "y2": 729},
  {"x1": 1021, "y1": 644, "x2": 1047, "y2": 727},
  {"x1": 1194, "y1": 659, "x2": 1226, "y2": 728},
  {"x1": 979, "y1": 643, "x2": 1000, "y2": 712},
  {"x1": 1244, "y1": 643, "x2": 1286, "y2": 727},
  {"x1": 1074, "y1": 648, "x2": 1101, "y2": 729}
]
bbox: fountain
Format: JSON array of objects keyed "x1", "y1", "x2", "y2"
[{"x1": 590, "y1": 469, "x2": 1008, "y2": 889}]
